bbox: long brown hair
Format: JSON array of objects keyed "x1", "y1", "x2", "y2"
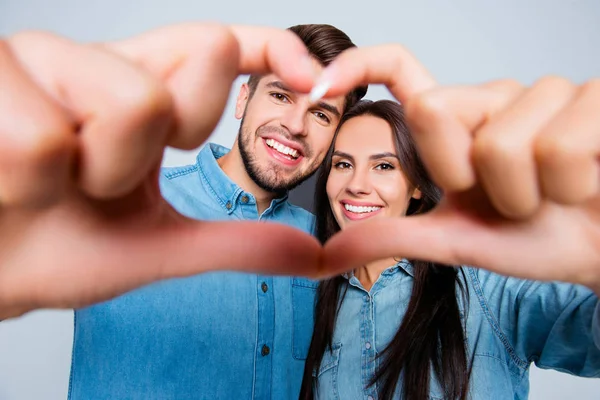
[{"x1": 300, "y1": 100, "x2": 470, "y2": 400}]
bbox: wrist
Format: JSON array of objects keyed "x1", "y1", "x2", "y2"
[
  {"x1": 588, "y1": 280, "x2": 600, "y2": 298},
  {"x1": 0, "y1": 298, "x2": 31, "y2": 320}
]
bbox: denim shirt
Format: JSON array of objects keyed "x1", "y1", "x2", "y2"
[
  {"x1": 314, "y1": 261, "x2": 600, "y2": 400},
  {"x1": 68, "y1": 143, "x2": 319, "y2": 400}
]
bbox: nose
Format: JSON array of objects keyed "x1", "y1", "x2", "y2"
[
  {"x1": 279, "y1": 104, "x2": 308, "y2": 137},
  {"x1": 345, "y1": 168, "x2": 372, "y2": 196}
]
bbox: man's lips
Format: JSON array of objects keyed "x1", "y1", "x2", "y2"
[
  {"x1": 263, "y1": 138, "x2": 303, "y2": 166},
  {"x1": 261, "y1": 134, "x2": 305, "y2": 157}
]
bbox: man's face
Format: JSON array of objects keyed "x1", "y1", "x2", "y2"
[{"x1": 235, "y1": 73, "x2": 346, "y2": 193}]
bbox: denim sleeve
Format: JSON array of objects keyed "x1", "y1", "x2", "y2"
[
  {"x1": 593, "y1": 302, "x2": 600, "y2": 350},
  {"x1": 471, "y1": 268, "x2": 600, "y2": 377}
]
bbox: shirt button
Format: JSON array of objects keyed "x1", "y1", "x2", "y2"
[
  {"x1": 241, "y1": 195, "x2": 249, "y2": 203},
  {"x1": 261, "y1": 282, "x2": 268, "y2": 293},
  {"x1": 365, "y1": 342, "x2": 371, "y2": 350},
  {"x1": 226, "y1": 201, "x2": 232, "y2": 210},
  {"x1": 261, "y1": 344, "x2": 270, "y2": 356}
]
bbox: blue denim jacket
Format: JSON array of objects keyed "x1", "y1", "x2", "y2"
[
  {"x1": 314, "y1": 260, "x2": 600, "y2": 399},
  {"x1": 68, "y1": 143, "x2": 319, "y2": 400}
]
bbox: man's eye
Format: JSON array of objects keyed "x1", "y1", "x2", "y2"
[
  {"x1": 271, "y1": 93, "x2": 289, "y2": 102},
  {"x1": 314, "y1": 111, "x2": 330, "y2": 123}
]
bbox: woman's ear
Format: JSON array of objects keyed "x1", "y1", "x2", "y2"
[{"x1": 411, "y1": 187, "x2": 422, "y2": 200}]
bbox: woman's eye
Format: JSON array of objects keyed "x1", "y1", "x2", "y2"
[
  {"x1": 376, "y1": 163, "x2": 394, "y2": 170},
  {"x1": 314, "y1": 111, "x2": 330, "y2": 123},
  {"x1": 334, "y1": 161, "x2": 351, "y2": 169}
]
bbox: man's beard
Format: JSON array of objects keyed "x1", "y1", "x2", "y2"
[{"x1": 237, "y1": 118, "x2": 318, "y2": 194}]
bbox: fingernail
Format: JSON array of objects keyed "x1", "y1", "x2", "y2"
[{"x1": 309, "y1": 79, "x2": 331, "y2": 103}]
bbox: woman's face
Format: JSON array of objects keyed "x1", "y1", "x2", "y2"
[{"x1": 326, "y1": 115, "x2": 421, "y2": 230}]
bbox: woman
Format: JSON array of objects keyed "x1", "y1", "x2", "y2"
[{"x1": 299, "y1": 100, "x2": 600, "y2": 400}]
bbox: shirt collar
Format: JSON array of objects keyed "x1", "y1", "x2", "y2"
[
  {"x1": 342, "y1": 258, "x2": 414, "y2": 280},
  {"x1": 197, "y1": 143, "x2": 289, "y2": 214}
]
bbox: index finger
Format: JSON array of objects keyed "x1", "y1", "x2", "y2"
[
  {"x1": 309, "y1": 44, "x2": 438, "y2": 104},
  {"x1": 105, "y1": 23, "x2": 319, "y2": 150},
  {"x1": 107, "y1": 23, "x2": 318, "y2": 93}
]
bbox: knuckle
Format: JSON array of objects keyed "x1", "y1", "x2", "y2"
[
  {"x1": 534, "y1": 75, "x2": 572, "y2": 88},
  {"x1": 187, "y1": 23, "x2": 238, "y2": 62},
  {"x1": 7, "y1": 30, "x2": 62, "y2": 56},
  {"x1": 404, "y1": 90, "x2": 449, "y2": 127},
  {"x1": 111, "y1": 76, "x2": 173, "y2": 128},
  {"x1": 388, "y1": 43, "x2": 409, "y2": 59},
  {"x1": 472, "y1": 130, "x2": 519, "y2": 166},
  {"x1": 387, "y1": 44, "x2": 411, "y2": 71},
  {"x1": 484, "y1": 78, "x2": 523, "y2": 94},
  {"x1": 7, "y1": 30, "x2": 50, "y2": 46},
  {"x1": 580, "y1": 78, "x2": 600, "y2": 94},
  {"x1": 532, "y1": 75, "x2": 574, "y2": 96},
  {"x1": 11, "y1": 114, "x2": 75, "y2": 167},
  {"x1": 534, "y1": 132, "x2": 580, "y2": 167}
]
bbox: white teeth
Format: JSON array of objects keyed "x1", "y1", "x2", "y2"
[
  {"x1": 265, "y1": 138, "x2": 299, "y2": 159},
  {"x1": 344, "y1": 204, "x2": 382, "y2": 214}
]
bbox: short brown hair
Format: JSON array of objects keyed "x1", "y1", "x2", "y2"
[{"x1": 247, "y1": 24, "x2": 367, "y2": 113}]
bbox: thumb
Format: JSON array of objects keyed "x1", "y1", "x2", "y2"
[
  {"x1": 321, "y1": 212, "x2": 477, "y2": 278},
  {"x1": 0, "y1": 216, "x2": 323, "y2": 318},
  {"x1": 321, "y1": 200, "x2": 582, "y2": 283},
  {"x1": 311, "y1": 44, "x2": 437, "y2": 104},
  {"x1": 144, "y1": 220, "x2": 323, "y2": 279}
]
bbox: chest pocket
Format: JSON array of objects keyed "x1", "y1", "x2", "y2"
[
  {"x1": 312, "y1": 342, "x2": 342, "y2": 400},
  {"x1": 292, "y1": 277, "x2": 319, "y2": 360}
]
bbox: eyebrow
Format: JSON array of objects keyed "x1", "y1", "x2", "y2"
[
  {"x1": 332, "y1": 151, "x2": 354, "y2": 162},
  {"x1": 265, "y1": 80, "x2": 341, "y2": 119},
  {"x1": 265, "y1": 80, "x2": 292, "y2": 92},
  {"x1": 317, "y1": 102, "x2": 341, "y2": 119},
  {"x1": 369, "y1": 152, "x2": 399, "y2": 160},
  {"x1": 333, "y1": 151, "x2": 399, "y2": 161}
]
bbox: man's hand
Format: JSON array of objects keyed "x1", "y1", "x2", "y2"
[
  {"x1": 0, "y1": 23, "x2": 322, "y2": 319},
  {"x1": 317, "y1": 45, "x2": 600, "y2": 293}
]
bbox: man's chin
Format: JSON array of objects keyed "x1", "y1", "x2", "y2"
[
  {"x1": 255, "y1": 178, "x2": 302, "y2": 193},
  {"x1": 262, "y1": 156, "x2": 304, "y2": 173},
  {"x1": 245, "y1": 156, "x2": 317, "y2": 193},
  {"x1": 251, "y1": 169, "x2": 308, "y2": 193}
]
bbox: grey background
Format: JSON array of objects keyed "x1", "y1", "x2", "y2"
[{"x1": 1, "y1": 0, "x2": 600, "y2": 399}]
